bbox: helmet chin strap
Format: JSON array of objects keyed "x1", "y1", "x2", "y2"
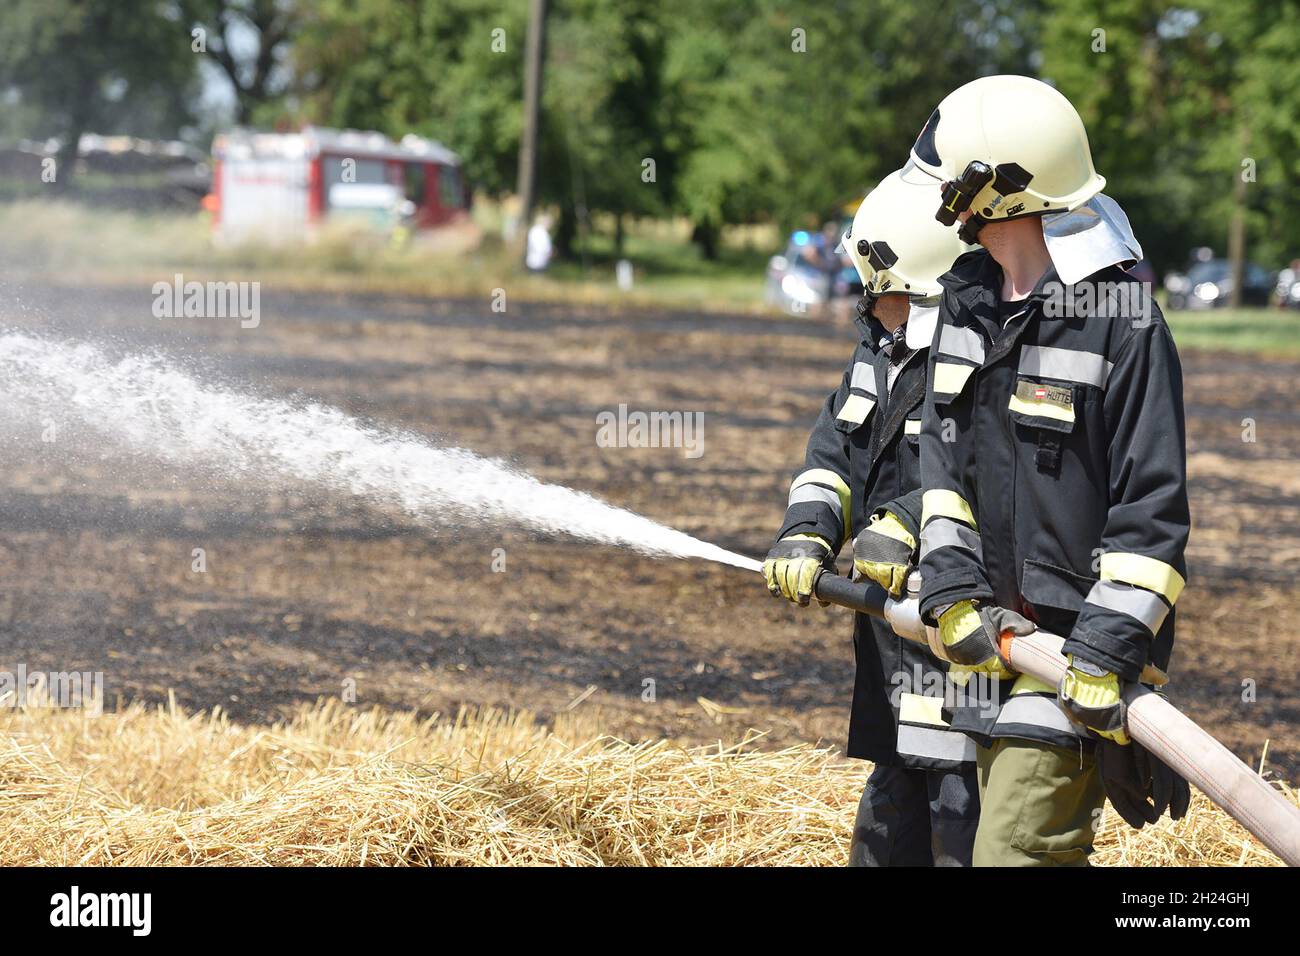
[
  {"x1": 957, "y1": 214, "x2": 987, "y2": 245},
  {"x1": 855, "y1": 290, "x2": 878, "y2": 322}
]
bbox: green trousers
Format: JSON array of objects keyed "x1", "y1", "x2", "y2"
[{"x1": 973, "y1": 738, "x2": 1106, "y2": 867}]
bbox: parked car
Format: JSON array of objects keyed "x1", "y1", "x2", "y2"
[{"x1": 1164, "y1": 258, "x2": 1275, "y2": 310}]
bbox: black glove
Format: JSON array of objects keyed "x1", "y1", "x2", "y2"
[{"x1": 1096, "y1": 737, "x2": 1192, "y2": 830}]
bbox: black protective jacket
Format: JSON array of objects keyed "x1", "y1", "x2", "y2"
[
  {"x1": 777, "y1": 308, "x2": 974, "y2": 770},
  {"x1": 917, "y1": 250, "x2": 1190, "y2": 748}
]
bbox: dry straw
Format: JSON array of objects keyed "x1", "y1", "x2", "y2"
[{"x1": 0, "y1": 696, "x2": 1289, "y2": 866}]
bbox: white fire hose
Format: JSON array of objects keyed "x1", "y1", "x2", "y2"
[{"x1": 809, "y1": 569, "x2": 1300, "y2": 866}]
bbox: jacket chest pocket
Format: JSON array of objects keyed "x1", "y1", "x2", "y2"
[{"x1": 1008, "y1": 377, "x2": 1076, "y2": 475}]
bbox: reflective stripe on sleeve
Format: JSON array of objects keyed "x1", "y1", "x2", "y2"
[
  {"x1": 919, "y1": 516, "x2": 982, "y2": 559},
  {"x1": 922, "y1": 488, "x2": 977, "y2": 530},
  {"x1": 1099, "y1": 552, "x2": 1186, "y2": 605},
  {"x1": 836, "y1": 392, "x2": 876, "y2": 425},
  {"x1": 789, "y1": 468, "x2": 851, "y2": 540},
  {"x1": 1018, "y1": 345, "x2": 1113, "y2": 389},
  {"x1": 787, "y1": 483, "x2": 842, "y2": 514},
  {"x1": 849, "y1": 362, "x2": 878, "y2": 395},
  {"x1": 1083, "y1": 579, "x2": 1170, "y2": 635}
]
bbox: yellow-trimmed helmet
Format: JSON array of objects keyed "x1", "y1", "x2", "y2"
[
  {"x1": 843, "y1": 169, "x2": 973, "y2": 299},
  {"x1": 905, "y1": 75, "x2": 1106, "y2": 242}
]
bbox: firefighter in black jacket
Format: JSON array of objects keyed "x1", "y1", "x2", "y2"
[
  {"x1": 763, "y1": 172, "x2": 977, "y2": 866},
  {"x1": 905, "y1": 75, "x2": 1191, "y2": 865}
]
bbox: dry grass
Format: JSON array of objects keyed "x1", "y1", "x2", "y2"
[{"x1": 0, "y1": 696, "x2": 1289, "y2": 866}]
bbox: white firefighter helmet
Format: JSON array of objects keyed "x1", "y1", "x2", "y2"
[
  {"x1": 842, "y1": 169, "x2": 973, "y2": 298},
  {"x1": 904, "y1": 75, "x2": 1106, "y2": 241}
]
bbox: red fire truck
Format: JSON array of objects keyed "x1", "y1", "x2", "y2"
[{"x1": 210, "y1": 126, "x2": 469, "y2": 239}]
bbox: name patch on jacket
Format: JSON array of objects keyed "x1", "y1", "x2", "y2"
[
  {"x1": 1009, "y1": 378, "x2": 1075, "y2": 429},
  {"x1": 1016, "y1": 380, "x2": 1071, "y2": 409}
]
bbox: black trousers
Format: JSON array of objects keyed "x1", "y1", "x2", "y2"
[{"x1": 848, "y1": 763, "x2": 980, "y2": 867}]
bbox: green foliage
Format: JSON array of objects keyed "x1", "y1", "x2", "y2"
[
  {"x1": 287, "y1": 0, "x2": 1043, "y2": 253},
  {"x1": 293, "y1": 0, "x2": 530, "y2": 195},
  {"x1": 1039, "y1": 0, "x2": 1300, "y2": 271},
  {"x1": 0, "y1": 0, "x2": 1295, "y2": 269},
  {"x1": 0, "y1": 0, "x2": 197, "y2": 151}
]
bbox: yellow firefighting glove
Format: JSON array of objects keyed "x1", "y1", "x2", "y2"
[
  {"x1": 1058, "y1": 656, "x2": 1131, "y2": 745},
  {"x1": 763, "y1": 534, "x2": 832, "y2": 607},
  {"x1": 934, "y1": 600, "x2": 1033, "y2": 678},
  {"x1": 851, "y1": 511, "x2": 916, "y2": 597}
]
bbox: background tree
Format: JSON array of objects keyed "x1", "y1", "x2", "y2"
[
  {"x1": 182, "y1": 0, "x2": 301, "y2": 127},
  {"x1": 0, "y1": 0, "x2": 198, "y2": 185},
  {"x1": 1040, "y1": 0, "x2": 1300, "y2": 274}
]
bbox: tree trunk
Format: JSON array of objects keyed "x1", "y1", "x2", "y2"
[
  {"x1": 692, "y1": 220, "x2": 719, "y2": 260},
  {"x1": 52, "y1": 131, "x2": 80, "y2": 192},
  {"x1": 1227, "y1": 126, "x2": 1250, "y2": 309},
  {"x1": 515, "y1": 0, "x2": 548, "y2": 265},
  {"x1": 554, "y1": 204, "x2": 577, "y2": 259},
  {"x1": 53, "y1": 76, "x2": 95, "y2": 191}
]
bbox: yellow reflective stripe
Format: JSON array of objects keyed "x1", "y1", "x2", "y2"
[
  {"x1": 836, "y1": 392, "x2": 876, "y2": 425},
  {"x1": 780, "y1": 532, "x2": 832, "y2": 551},
  {"x1": 1011, "y1": 673, "x2": 1056, "y2": 696},
  {"x1": 933, "y1": 361, "x2": 975, "y2": 395},
  {"x1": 1008, "y1": 392, "x2": 1076, "y2": 424},
  {"x1": 899, "y1": 692, "x2": 948, "y2": 727},
  {"x1": 922, "y1": 489, "x2": 977, "y2": 530},
  {"x1": 904, "y1": 418, "x2": 921, "y2": 435},
  {"x1": 1100, "y1": 552, "x2": 1186, "y2": 605},
  {"x1": 791, "y1": 468, "x2": 851, "y2": 542},
  {"x1": 872, "y1": 511, "x2": 916, "y2": 549}
]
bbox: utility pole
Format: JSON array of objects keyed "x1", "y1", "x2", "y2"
[
  {"x1": 516, "y1": 0, "x2": 548, "y2": 258},
  {"x1": 1227, "y1": 129, "x2": 1250, "y2": 309}
]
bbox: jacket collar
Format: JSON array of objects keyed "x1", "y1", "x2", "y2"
[
  {"x1": 854, "y1": 308, "x2": 890, "y2": 351},
  {"x1": 854, "y1": 301, "x2": 940, "y2": 352},
  {"x1": 939, "y1": 248, "x2": 1064, "y2": 312},
  {"x1": 904, "y1": 303, "x2": 939, "y2": 349}
]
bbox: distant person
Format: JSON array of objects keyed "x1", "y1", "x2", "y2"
[
  {"x1": 820, "y1": 220, "x2": 845, "y2": 274},
  {"x1": 525, "y1": 214, "x2": 553, "y2": 273},
  {"x1": 1275, "y1": 258, "x2": 1300, "y2": 309}
]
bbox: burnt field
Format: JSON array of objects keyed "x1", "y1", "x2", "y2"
[{"x1": 1, "y1": 282, "x2": 1296, "y2": 779}]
